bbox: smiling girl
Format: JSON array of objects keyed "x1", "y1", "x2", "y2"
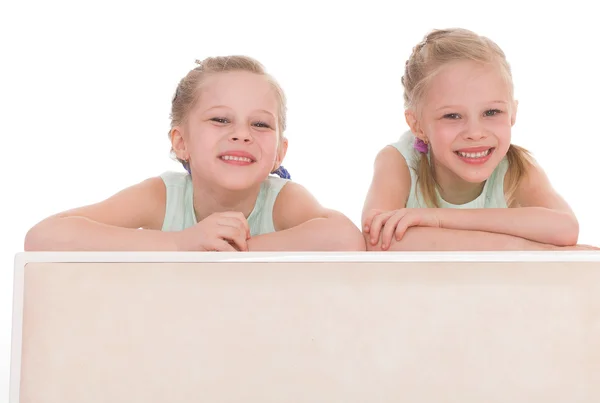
[
  {"x1": 25, "y1": 56, "x2": 365, "y2": 252},
  {"x1": 362, "y1": 28, "x2": 589, "y2": 251}
]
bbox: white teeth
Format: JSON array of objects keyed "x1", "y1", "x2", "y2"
[
  {"x1": 221, "y1": 155, "x2": 253, "y2": 162},
  {"x1": 457, "y1": 149, "x2": 491, "y2": 158}
]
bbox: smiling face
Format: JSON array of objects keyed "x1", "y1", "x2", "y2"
[
  {"x1": 412, "y1": 60, "x2": 516, "y2": 187},
  {"x1": 171, "y1": 70, "x2": 287, "y2": 191}
]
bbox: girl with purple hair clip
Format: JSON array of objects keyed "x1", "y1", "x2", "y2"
[
  {"x1": 362, "y1": 28, "x2": 597, "y2": 251},
  {"x1": 25, "y1": 56, "x2": 365, "y2": 252}
]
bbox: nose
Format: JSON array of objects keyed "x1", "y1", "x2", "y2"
[
  {"x1": 229, "y1": 125, "x2": 253, "y2": 143},
  {"x1": 463, "y1": 118, "x2": 487, "y2": 141}
]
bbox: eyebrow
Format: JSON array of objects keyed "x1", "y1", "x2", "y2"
[
  {"x1": 255, "y1": 109, "x2": 276, "y2": 118},
  {"x1": 203, "y1": 105, "x2": 229, "y2": 113},
  {"x1": 435, "y1": 100, "x2": 509, "y2": 111},
  {"x1": 203, "y1": 105, "x2": 276, "y2": 117}
]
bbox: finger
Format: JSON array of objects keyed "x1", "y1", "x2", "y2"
[
  {"x1": 395, "y1": 212, "x2": 421, "y2": 242},
  {"x1": 362, "y1": 209, "x2": 382, "y2": 232},
  {"x1": 217, "y1": 225, "x2": 248, "y2": 251},
  {"x1": 394, "y1": 219, "x2": 409, "y2": 243},
  {"x1": 369, "y1": 212, "x2": 393, "y2": 245},
  {"x1": 209, "y1": 239, "x2": 237, "y2": 252},
  {"x1": 217, "y1": 226, "x2": 249, "y2": 252},
  {"x1": 216, "y1": 217, "x2": 251, "y2": 239},
  {"x1": 217, "y1": 212, "x2": 250, "y2": 238},
  {"x1": 381, "y1": 213, "x2": 404, "y2": 249}
]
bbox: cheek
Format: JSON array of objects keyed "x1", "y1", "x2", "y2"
[
  {"x1": 189, "y1": 135, "x2": 209, "y2": 151},
  {"x1": 429, "y1": 122, "x2": 459, "y2": 151},
  {"x1": 487, "y1": 118, "x2": 512, "y2": 140},
  {"x1": 187, "y1": 131, "x2": 218, "y2": 157},
  {"x1": 258, "y1": 133, "x2": 279, "y2": 152}
]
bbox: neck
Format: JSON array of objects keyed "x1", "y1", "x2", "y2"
[
  {"x1": 432, "y1": 162, "x2": 485, "y2": 205},
  {"x1": 191, "y1": 176, "x2": 261, "y2": 223}
]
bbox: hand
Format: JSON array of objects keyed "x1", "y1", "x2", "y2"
[
  {"x1": 173, "y1": 212, "x2": 250, "y2": 251},
  {"x1": 364, "y1": 208, "x2": 441, "y2": 250}
]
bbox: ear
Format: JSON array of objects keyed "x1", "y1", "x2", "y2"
[
  {"x1": 510, "y1": 100, "x2": 519, "y2": 126},
  {"x1": 404, "y1": 109, "x2": 427, "y2": 141},
  {"x1": 273, "y1": 137, "x2": 289, "y2": 171},
  {"x1": 170, "y1": 126, "x2": 190, "y2": 161}
]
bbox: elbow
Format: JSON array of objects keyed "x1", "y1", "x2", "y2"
[
  {"x1": 23, "y1": 217, "x2": 65, "y2": 251},
  {"x1": 338, "y1": 224, "x2": 367, "y2": 251},
  {"x1": 325, "y1": 214, "x2": 367, "y2": 251},
  {"x1": 348, "y1": 231, "x2": 368, "y2": 251},
  {"x1": 552, "y1": 215, "x2": 579, "y2": 247},
  {"x1": 24, "y1": 225, "x2": 46, "y2": 251}
]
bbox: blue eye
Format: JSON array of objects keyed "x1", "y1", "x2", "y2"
[
  {"x1": 253, "y1": 121, "x2": 272, "y2": 129},
  {"x1": 484, "y1": 109, "x2": 502, "y2": 117},
  {"x1": 211, "y1": 117, "x2": 229, "y2": 124}
]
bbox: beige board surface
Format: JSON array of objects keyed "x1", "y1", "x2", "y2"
[{"x1": 18, "y1": 261, "x2": 600, "y2": 402}]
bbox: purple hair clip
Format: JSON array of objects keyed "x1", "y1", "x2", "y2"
[
  {"x1": 414, "y1": 138, "x2": 429, "y2": 154},
  {"x1": 272, "y1": 165, "x2": 291, "y2": 180}
]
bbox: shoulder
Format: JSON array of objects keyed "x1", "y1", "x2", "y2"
[
  {"x1": 119, "y1": 175, "x2": 168, "y2": 230},
  {"x1": 361, "y1": 136, "x2": 414, "y2": 214},
  {"x1": 507, "y1": 155, "x2": 574, "y2": 214},
  {"x1": 271, "y1": 180, "x2": 327, "y2": 231},
  {"x1": 262, "y1": 175, "x2": 290, "y2": 193},
  {"x1": 371, "y1": 141, "x2": 412, "y2": 191},
  {"x1": 160, "y1": 170, "x2": 191, "y2": 188},
  {"x1": 388, "y1": 130, "x2": 418, "y2": 162},
  {"x1": 375, "y1": 130, "x2": 416, "y2": 177},
  {"x1": 502, "y1": 147, "x2": 536, "y2": 202},
  {"x1": 513, "y1": 159, "x2": 551, "y2": 200},
  {"x1": 47, "y1": 175, "x2": 167, "y2": 230}
]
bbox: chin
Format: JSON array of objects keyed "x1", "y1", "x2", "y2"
[
  {"x1": 459, "y1": 172, "x2": 493, "y2": 184},
  {"x1": 218, "y1": 174, "x2": 267, "y2": 191},
  {"x1": 218, "y1": 180, "x2": 255, "y2": 191},
  {"x1": 455, "y1": 164, "x2": 498, "y2": 184}
]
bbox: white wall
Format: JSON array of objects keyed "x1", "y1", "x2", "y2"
[{"x1": 2, "y1": 0, "x2": 598, "y2": 397}]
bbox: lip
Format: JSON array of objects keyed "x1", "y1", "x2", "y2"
[
  {"x1": 455, "y1": 146, "x2": 494, "y2": 153},
  {"x1": 455, "y1": 147, "x2": 495, "y2": 165},
  {"x1": 218, "y1": 150, "x2": 257, "y2": 162}
]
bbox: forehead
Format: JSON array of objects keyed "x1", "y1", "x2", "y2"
[
  {"x1": 425, "y1": 60, "x2": 511, "y2": 106},
  {"x1": 196, "y1": 71, "x2": 278, "y2": 112}
]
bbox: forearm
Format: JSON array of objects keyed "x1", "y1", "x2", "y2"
[
  {"x1": 438, "y1": 207, "x2": 578, "y2": 246},
  {"x1": 249, "y1": 216, "x2": 366, "y2": 251},
  {"x1": 367, "y1": 226, "x2": 553, "y2": 251},
  {"x1": 24, "y1": 216, "x2": 178, "y2": 251}
]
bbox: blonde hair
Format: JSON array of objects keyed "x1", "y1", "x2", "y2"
[
  {"x1": 401, "y1": 28, "x2": 532, "y2": 207},
  {"x1": 169, "y1": 55, "x2": 287, "y2": 171}
]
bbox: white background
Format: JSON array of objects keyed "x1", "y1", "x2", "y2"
[{"x1": 1, "y1": 0, "x2": 599, "y2": 398}]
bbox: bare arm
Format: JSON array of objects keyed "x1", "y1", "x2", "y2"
[
  {"x1": 23, "y1": 177, "x2": 177, "y2": 251},
  {"x1": 360, "y1": 146, "x2": 582, "y2": 251},
  {"x1": 368, "y1": 226, "x2": 557, "y2": 251},
  {"x1": 248, "y1": 182, "x2": 365, "y2": 251},
  {"x1": 361, "y1": 146, "x2": 410, "y2": 224},
  {"x1": 434, "y1": 162, "x2": 578, "y2": 246}
]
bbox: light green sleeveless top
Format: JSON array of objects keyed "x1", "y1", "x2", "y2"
[
  {"x1": 390, "y1": 131, "x2": 509, "y2": 209},
  {"x1": 160, "y1": 171, "x2": 289, "y2": 236}
]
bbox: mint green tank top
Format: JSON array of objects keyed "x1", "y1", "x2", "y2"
[
  {"x1": 389, "y1": 131, "x2": 509, "y2": 209},
  {"x1": 160, "y1": 171, "x2": 289, "y2": 236}
]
